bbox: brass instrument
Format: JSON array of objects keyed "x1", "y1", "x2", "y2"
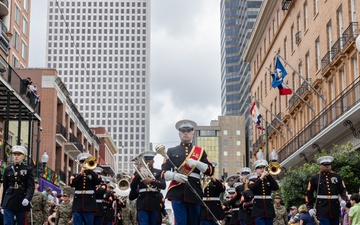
[
  {"x1": 225, "y1": 175, "x2": 241, "y2": 189},
  {"x1": 132, "y1": 152, "x2": 157, "y2": 191},
  {"x1": 202, "y1": 176, "x2": 212, "y2": 190},
  {"x1": 155, "y1": 144, "x2": 167, "y2": 158},
  {"x1": 75, "y1": 156, "x2": 98, "y2": 170},
  {"x1": 267, "y1": 161, "x2": 281, "y2": 175},
  {"x1": 115, "y1": 178, "x2": 131, "y2": 197}
]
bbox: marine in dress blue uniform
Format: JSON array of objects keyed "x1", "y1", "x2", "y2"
[
  {"x1": 241, "y1": 173, "x2": 256, "y2": 225},
  {"x1": 200, "y1": 171, "x2": 226, "y2": 225},
  {"x1": 249, "y1": 159, "x2": 279, "y2": 225},
  {"x1": 306, "y1": 156, "x2": 348, "y2": 225},
  {"x1": 70, "y1": 153, "x2": 102, "y2": 225},
  {"x1": 93, "y1": 167, "x2": 106, "y2": 225},
  {"x1": 1, "y1": 145, "x2": 34, "y2": 225},
  {"x1": 161, "y1": 119, "x2": 214, "y2": 225},
  {"x1": 129, "y1": 151, "x2": 166, "y2": 225}
]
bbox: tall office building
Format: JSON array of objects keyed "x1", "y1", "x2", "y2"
[
  {"x1": 46, "y1": 0, "x2": 150, "y2": 174},
  {"x1": 220, "y1": 0, "x2": 262, "y2": 165}
]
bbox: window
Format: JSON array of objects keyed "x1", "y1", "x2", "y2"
[
  {"x1": 21, "y1": 41, "x2": 27, "y2": 60},
  {"x1": 14, "y1": 31, "x2": 19, "y2": 50},
  {"x1": 22, "y1": 18, "x2": 28, "y2": 36},
  {"x1": 14, "y1": 5, "x2": 20, "y2": 25},
  {"x1": 223, "y1": 130, "x2": 228, "y2": 135},
  {"x1": 314, "y1": 0, "x2": 319, "y2": 15},
  {"x1": 224, "y1": 151, "x2": 228, "y2": 156},
  {"x1": 305, "y1": 52, "x2": 310, "y2": 80},
  {"x1": 315, "y1": 38, "x2": 321, "y2": 70},
  {"x1": 236, "y1": 141, "x2": 241, "y2": 146},
  {"x1": 304, "y1": 1, "x2": 309, "y2": 31},
  {"x1": 24, "y1": 0, "x2": 29, "y2": 11},
  {"x1": 236, "y1": 130, "x2": 240, "y2": 135},
  {"x1": 12, "y1": 56, "x2": 19, "y2": 68},
  {"x1": 236, "y1": 151, "x2": 241, "y2": 156}
]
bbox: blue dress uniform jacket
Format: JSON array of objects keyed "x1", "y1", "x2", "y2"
[
  {"x1": 103, "y1": 190, "x2": 116, "y2": 222},
  {"x1": 229, "y1": 184, "x2": 247, "y2": 221},
  {"x1": 249, "y1": 175, "x2": 279, "y2": 218},
  {"x1": 95, "y1": 184, "x2": 107, "y2": 217},
  {"x1": 200, "y1": 178, "x2": 225, "y2": 221},
  {"x1": 242, "y1": 189, "x2": 255, "y2": 225},
  {"x1": 70, "y1": 170, "x2": 101, "y2": 212},
  {"x1": 306, "y1": 171, "x2": 347, "y2": 218},
  {"x1": 1, "y1": 163, "x2": 34, "y2": 211},
  {"x1": 129, "y1": 167, "x2": 166, "y2": 211},
  {"x1": 161, "y1": 143, "x2": 214, "y2": 205}
]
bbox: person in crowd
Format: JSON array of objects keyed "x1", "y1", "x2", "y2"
[
  {"x1": 42, "y1": 187, "x2": 53, "y2": 201},
  {"x1": 200, "y1": 165, "x2": 225, "y2": 225},
  {"x1": 222, "y1": 194, "x2": 232, "y2": 225},
  {"x1": 298, "y1": 204, "x2": 316, "y2": 225},
  {"x1": 27, "y1": 178, "x2": 48, "y2": 225},
  {"x1": 249, "y1": 158, "x2": 279, "y2": 225},
  {"x1": 55, "y1": 192, "x2": 73, "y2": 225},
  {"x1": 129, "y1": 151, "x2": 166, "y2": 225},
  {"x1": 241, "y1": 172, "x2": 256, "y2": 225},
  {"x1": 103, "y1": 182, "x2": 117, "y2": 225},
  {"x1": 306, "y1": 156, "x2": 348, "y2": 225},
  {"x1": 161, "y1": 119, "x2": 214, "y2": 225},
  {"x1": 288, "y1": 206, "x2": 300, "y2": 225},
  {"x1": 121, "y1": 199, "x2": 137, "y2": 225},
  {"x1": 273, "y1": 194, "x2": 288, "y2": 225},
  {"x1": 349, "y1": 193, "x2": 360, "y2": 225},
  {"x1": 47, "y1": 205, "x2": 58, "y2": 225},
  {"x1": 341, "y1": 200, "x2": 351, "y2": 225},
  {"x1": 1, "y1": 145, "x2": 34, "y2": 225},
  {"x1": 70, "y1": 152, "x2": 102, "y2": 225}
]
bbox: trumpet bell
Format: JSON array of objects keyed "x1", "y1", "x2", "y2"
[
  {"x1": 268, "y1": 162, "x2": 281, "y2": 175},
  {"x1": 84, "y1": 156, "x2": 98, "y2": 170}
]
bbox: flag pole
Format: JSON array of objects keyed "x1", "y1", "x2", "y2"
[
  {"x1": 265, "y1": 120, "x2": 269, "y2": 161},
  {"x1": 261, "y1": 117, "x2": 286, "y2": 141},
  {"x1": 266, "y1": 67, "x2": 316, "y2": 114},
  {"x1": 276, "y1": 53, "x2": 326, "y2": 102},
  {"x1": 251, "y1": 96, "x2": 292, "y2": 134}
]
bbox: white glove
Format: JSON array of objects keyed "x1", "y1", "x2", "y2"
[
  {"x1": 22, "y1": 199, "x2": 29, "y2": 206},
  {"x1": 309, "y1": 209, "x2": 316, "y2": 217},
  {"x1": 1, "y1": 209, "x2": 3, "y2": 214},
  {"x1": 340, "y1": 200, "x2": 347, "y2": 207},
  {"x1": 187, "y1": 159, "x2": 208, "y2": 173},
  {"x1": 164, "y1": 171, "x2": 188, "y2": 183}
]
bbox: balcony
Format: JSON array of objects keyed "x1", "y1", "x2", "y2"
[
  {"x1": 279, "y1": 78, "x2": 360, "y2": 168},
  {"x1": 0, "y1": 20, "x2": 10, "y2": 55},
  {"x1": 282, "y1": 0, "x2": 292, "y2": 10},
  {"x1": 330, "y1": 37, "x2": 345, "y2": 62},
  {"x1": 0, "y1": 0, "x2": 9, "y2": 16},
  {"x1": 55, "y1": 123, "x2": 67, "y2": 145},
  {"x1": 253, "y1": 134, "x2": 264, "y2": 152},
  {"x1": 56, "y1": 169, "x2": 67, "y2": 184},
  {"x1": 342, "y1": 22, "x2": 358, "y2": 53},
  {"x1": 288, "y1": 80, "x2": 311, "y2": 110},
  {"x1": 64, "y1": 133, "x2": 84, "y2": 158}
]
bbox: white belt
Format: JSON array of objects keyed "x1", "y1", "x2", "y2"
[
  {"x1": 254, "y1": 195, "x2": 272, "y2": 199},
  {"x1": 232, "y1": 208, "x2": 239, "y2": 211},
  {"x1": 139, "y1": 188, "x2": 158, "y2": 193},
  {"x1": 202, "y1": 197, "x2": 220, "y2": 201},
  {"x1": 189, "y1": 173, "x2": 201, "y2": 179},
  {"x1": 96, "y1": 199, "x2": 102, "y2": 203},
  {"x1": 317, "y1": 195, "x2": 338, "y2": 199},
  {"x1": 75, "y1": 190, "x2": 95, "y2": 194}
]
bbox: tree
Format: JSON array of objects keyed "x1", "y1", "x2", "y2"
[{"x1": 280, "y1": 142, "x2": 360, "y2": 208}]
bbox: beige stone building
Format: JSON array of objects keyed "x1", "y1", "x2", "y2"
[{"x1": 244, "y1": 1, "x2": 360, "y2": 169}]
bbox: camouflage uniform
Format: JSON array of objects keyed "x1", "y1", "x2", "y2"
[
  {"x1": 55, "y1": 201, "x2": 73, "y2": 225},
  {"x1": 27, "y1": 191, "x2": 48, "y2": 225},
  {"x1": 121, "y1": 200, "x2": 137, "y2": 225}
]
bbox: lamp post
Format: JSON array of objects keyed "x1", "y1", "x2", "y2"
[{"x1": 36, "y1": 150, "x2": 49, "y2": 177}]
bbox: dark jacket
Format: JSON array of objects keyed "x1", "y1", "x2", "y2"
[
  {"x1": 161, "y1": 143, "x2": 214, "y2": 205},
  {"x1": 1, "y1": 163, "x2": 34, "y2": 211},
  {"x1": 95, "y1": 184, "x2": 107, "y2": 216},
  {"x1": 249, "y1": 175, "x2": 279, "y2": 218},
  {"x1": 70, "y1": 170, "x2": 101, "y2": 212},
  {"x1": 200, "y1": 178, "x2": 225, "y2": 221},
  {"x1": 306, "y1": 171, "x2": 347, "y2": 218},
  {"x1": 129, "y1": 167, "x2": 166, "y2": 211}
]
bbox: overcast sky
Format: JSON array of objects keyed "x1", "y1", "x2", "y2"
[{"x1": 29, "y1": 0, "x2": 222, "y2": 158}]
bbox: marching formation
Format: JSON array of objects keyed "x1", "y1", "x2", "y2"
[{"x1": 0, "y1": 119, "x2": 354, "y2": 225}]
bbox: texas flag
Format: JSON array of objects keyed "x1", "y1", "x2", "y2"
[{"x1": 250, "y1": 102, "x2": 265, "y2": 130}]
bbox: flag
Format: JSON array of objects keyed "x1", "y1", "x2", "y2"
[
  {"x1": 271, "y1": 57, "x2": 288, "y2": 88},
  {"x1": 278, "y1": 84, "x2": 292, "y2": 95},
  {"x1": 250, "y1": 102, "x2": 265, "y2": 130}
]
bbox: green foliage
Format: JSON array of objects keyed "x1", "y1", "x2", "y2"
[{"x1": 280, "y1": 142, "x2": 360, "y2": 208}]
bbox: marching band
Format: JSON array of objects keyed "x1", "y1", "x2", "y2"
[{"x1": 1, "y1": 120, "x2": 350, "y2": 225}]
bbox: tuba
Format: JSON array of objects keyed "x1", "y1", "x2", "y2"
[
  {"x1": 115, "y1": 178, "x2": 131, "y2": 197},
  {"x1": 132, "y1": 152, "x2": 157, "y2": 191}
]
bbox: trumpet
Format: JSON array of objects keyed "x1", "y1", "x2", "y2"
[
  {"x1": 267, "y1": 161, "x2": 281, "y2": 175},
  {"x1": 76, "y1": 156, "x2": 98, "y2": 170}
]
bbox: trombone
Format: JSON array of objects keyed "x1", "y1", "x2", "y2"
[{"x1": 267, "y1": 161, "x2": 281, "y2": 175}]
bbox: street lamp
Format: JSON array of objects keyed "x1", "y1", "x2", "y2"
[
  {"x1": 270, "y1": 148, "x2": 279, "y2": 162},
  {"x1": 41, "y1": 150, "x2": 49, "y2": 167}
]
